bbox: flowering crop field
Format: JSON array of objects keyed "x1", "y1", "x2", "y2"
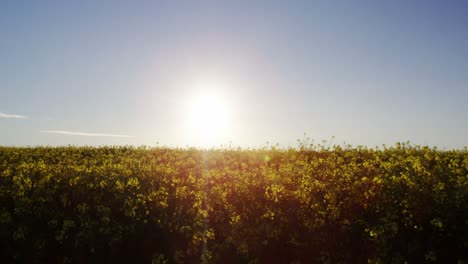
[{"x1": 0, "y1": 144, "x2": 467, "y2": 263}]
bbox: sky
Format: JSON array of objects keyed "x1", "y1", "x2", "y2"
[{"x1": 1, "y1": 0, "x2": 468, "y2": 148}]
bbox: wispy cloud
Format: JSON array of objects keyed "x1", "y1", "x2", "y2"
[
  {"x1": 41, "y1": 130, "x2": 135, "y2": 138},
  {"x1": 0, "y1": 112, "x2": 28, "y2": 119}
]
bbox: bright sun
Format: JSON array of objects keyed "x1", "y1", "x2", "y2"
[{"x1": 189, "y1": 94, "x2": 230, "y2": 144}]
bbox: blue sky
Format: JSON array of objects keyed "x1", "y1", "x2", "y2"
[{"x1": 1, "y1": 0, "x2": 467, "y2": 148}]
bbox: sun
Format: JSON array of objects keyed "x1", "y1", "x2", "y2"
[{"x1": 188, "y1": 93, "x2": 230, "y2": 145}]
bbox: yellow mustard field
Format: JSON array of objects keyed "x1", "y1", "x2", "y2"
[{"x1": 0, "y1": 144, "x2": 467, "y2": 263}]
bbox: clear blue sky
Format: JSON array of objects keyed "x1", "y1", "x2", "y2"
[{"x1": 1, "y1": 0, "x2": 467, "y2": 148}]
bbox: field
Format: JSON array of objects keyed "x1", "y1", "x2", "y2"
[{"x1": 0, "y1": 144, "x2": 467, "y2": 263}]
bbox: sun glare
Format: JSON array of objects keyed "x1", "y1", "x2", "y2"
[{"x1": 188, "y1": 94, "x2": 230, "y2": 145}]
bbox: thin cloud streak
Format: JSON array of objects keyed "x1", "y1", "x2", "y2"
[
  {"x1": 0, "y1": 112, "x2": 28, "y2": 119},
  {"x1": 41, "y1": 130, "x2": 135, "y2": 138}
]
